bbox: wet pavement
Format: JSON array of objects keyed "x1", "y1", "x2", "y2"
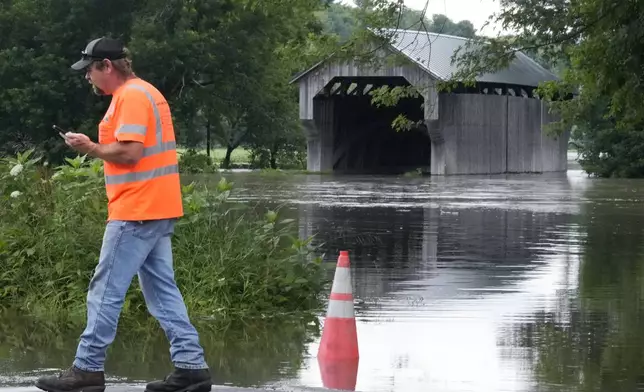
[
  {"x1": 4, "y1": 152, "x2": 644, "y2": 391},
  {"x1": 0, "y1": 386, "x2": 339, "y2": 392}
]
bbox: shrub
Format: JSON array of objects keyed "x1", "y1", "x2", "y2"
[
  {"x1": 178, "y1": 148, "x2": 218, "y2": 173},
  {"x1": 249, "y1": 146, "x2": 307, "y2": 170},
  {"x1": 0, "y1": 149, "x2": 326, "y2": 324}
]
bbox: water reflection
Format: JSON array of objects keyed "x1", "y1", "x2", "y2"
[
  {"x1": 289, "y1": 186, "x2": 582, "y2": 391},
  {"x1": 500, "y1": 196, "x2": 644, "y2": 391},
  {"x1": 0, "y1": 316, "x2": 318, "y2": 388},
  {"x1": 299, "y1": 203, "x2": 575, "y2": 311}
]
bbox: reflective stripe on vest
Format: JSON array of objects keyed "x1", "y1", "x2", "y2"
[
  {"x1": 116, "y1": 124, "x2": 146, "y2": 136},
  {"x1": 105, "y1": 164, "x2": 179, "y2": 185},
  {"x1": 105, "y1": 84, "x2": 178, "y2": 185}
]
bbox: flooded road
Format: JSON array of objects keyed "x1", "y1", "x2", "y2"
[{"x1": 4, "y1": 153, "x2": 644, "y2": 391}]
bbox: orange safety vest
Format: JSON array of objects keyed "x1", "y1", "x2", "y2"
[{"x1": 98, "y1": 78, "x2": 183, "y2": 221}]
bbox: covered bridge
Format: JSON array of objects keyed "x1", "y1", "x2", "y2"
[{"x1": 290, "y1": 29, "x2": 570, "y2": 175}]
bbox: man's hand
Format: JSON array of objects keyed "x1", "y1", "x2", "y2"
[
  {"x1": 63, "y1": 132, "x2": 144, "y2": 165},
  {"x1": 65, "y1": 132, "x2": 97, "y2": 155}
]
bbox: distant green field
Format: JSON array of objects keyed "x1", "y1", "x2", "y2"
[{"x1": 177, "y1": 147, "x2": 251, "y2": 164}]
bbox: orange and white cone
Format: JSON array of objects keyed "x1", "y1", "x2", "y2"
[
  {"x1": 318, "y1": 250, "x2": 359, "y2": 360},
  {"x1": 317, "y1": 251, "x2": 359, "y2": 390}
]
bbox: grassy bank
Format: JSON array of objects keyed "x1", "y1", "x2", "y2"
[
  {"x1": 177, "y1": 147, "x2": 251, "y2": 169},
  {"x1": 0, "y1": 150, "x2": 327, "y2": 325},
  {"x1": 176, "y1": 147, "x2": 308, "y2": 172}
]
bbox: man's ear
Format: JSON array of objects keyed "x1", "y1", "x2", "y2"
[{"x1": 102, "y1": 59, "x2": 112, "y2": 72}]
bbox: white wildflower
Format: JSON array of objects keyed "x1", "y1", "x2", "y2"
[
  {"x1": 10, "y1": 191, "x2": 21, "y2": 198},
  {"x1": 9, "y1": 163, "x2": 23, "y2": 176}
]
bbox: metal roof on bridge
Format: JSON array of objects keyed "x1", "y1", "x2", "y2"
[{"x1": 291, "y1": 28, "x2": 559, "y2": 88}]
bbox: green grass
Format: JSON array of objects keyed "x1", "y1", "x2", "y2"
[{"x1": 177, "y1": 147, "x2": 251, "y2": 166}]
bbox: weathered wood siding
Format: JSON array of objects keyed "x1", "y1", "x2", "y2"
[
  {"x1": 506, "y1": 96, "x2": 569, "y2": 173},
  {"x1": 304, "y1": 98, "x2": 336, "y2": 172},
  {"x1": 297, "y1": 57, "x2": 439, "y2": 121},
  {"x1": 439, "y1": 94, "x2": 507, "y2": 175},
  {"x1": 437, "y1": 94, "x2": 569, "y2": 175},
  {"x1": 539, "y1": 102, "x2": 570, "y2": 172}
]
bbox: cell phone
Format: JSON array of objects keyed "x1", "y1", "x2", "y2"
[{"x1": 52, "y1": 125, "x2": 68, "y2": 139}]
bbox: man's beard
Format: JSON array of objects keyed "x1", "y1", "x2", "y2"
[{"x1": 92, "y1": 84, "x2": 106, "y2": 96}]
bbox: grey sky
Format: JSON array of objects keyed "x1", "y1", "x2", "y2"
[{"x1": 339, "y1": 0, "x2": 506, "y2": 36}]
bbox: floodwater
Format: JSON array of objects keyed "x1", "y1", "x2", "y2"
[{"x1": 4, "y1": 152, "x2": 644, "y2": 391}]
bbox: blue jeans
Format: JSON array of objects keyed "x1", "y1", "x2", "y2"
[{"x1": 73, "y1": 219, "x2": 208, "y2": 372}]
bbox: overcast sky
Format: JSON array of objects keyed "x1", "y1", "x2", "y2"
[{"x1": 339, "y1": 0, "x2": 506, "y2": 36}]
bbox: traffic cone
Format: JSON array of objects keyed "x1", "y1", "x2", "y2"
[
  {"x1": 317, "y1": 250, "x2": 359, "y2": 360},
  {"x1": 318, "y1": 356, "x2": 359, "y2": 391}
]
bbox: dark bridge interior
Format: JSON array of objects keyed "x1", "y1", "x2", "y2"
[{"x1": 313, "y1": 76, "x2": 430, "y2": 174}]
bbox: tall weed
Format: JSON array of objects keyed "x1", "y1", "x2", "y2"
[{"x1": 0, "y1": 150, "x2": 326, "y2": 324}]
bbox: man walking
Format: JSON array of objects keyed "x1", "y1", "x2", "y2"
[{"x1": 35, "y1": 37, "x2": 212, "y2": 392}]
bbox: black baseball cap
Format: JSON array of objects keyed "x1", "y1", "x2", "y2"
[{"x1": 71, "y1": 37, "x2": 126, "y2": 71}]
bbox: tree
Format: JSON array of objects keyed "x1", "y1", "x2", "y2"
[
  {"x1": 246, "y1": 62, "x2": 306, "y2": 170},
  {"x1": 1, "y1": 0, "x2": 333, "y2": 170},
  {"x1": 0, "y1": 0, "x2": 141, "y2": 161}
]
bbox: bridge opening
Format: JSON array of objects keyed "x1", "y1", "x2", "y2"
[{"x1": 312, "y1": 76, "x2": 430, "y2": 174}]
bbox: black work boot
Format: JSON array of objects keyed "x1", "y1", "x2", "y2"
[
  {"x1": 35, "y1": 366, "x2": 105, "y2": 392},
  {"x1": 145, "y1": 368, "x2": 212, "y2": 392}
]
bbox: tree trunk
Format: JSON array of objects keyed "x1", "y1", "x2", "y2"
[
  {"x1": 270, "y1": 144, "x2": 278, "y2": 169},
  {"x1": 223, "y1": 145, "x2": 235, "y2": 169},
  {"x1": 206, "y1": 119, "x2": 211, "y2": 157}
]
